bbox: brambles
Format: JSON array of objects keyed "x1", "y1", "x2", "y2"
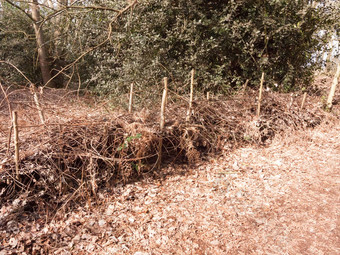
[
  {"x1": 117, "y1": 133, "x2": 142, "y2": 151},
  {"x1": 0, "y1": 87, "x2": 326, "y2": 214}
]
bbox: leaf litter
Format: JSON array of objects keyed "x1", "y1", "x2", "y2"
[{"x1": 0, "y1": 75, "x2": 339, "y2": 254}]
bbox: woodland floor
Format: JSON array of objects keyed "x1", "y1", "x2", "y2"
[
  {"x1": 0, "y1": 75, "x2": 340, "y2": 254},
  {"x1": 1, "y1": 115, "x2": 339, "y2": 255}
]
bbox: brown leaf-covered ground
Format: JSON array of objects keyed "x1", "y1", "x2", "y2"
[
  {"x1": 1, "y1": 118, "x2": 338, "y2": 254},
  {"x1": 1, "y1": 74, "x2": 339, "y2": 254}
]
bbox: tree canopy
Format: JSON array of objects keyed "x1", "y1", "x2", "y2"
[{"x1": 0, "y1": 0, "x2": 338, "y2": 97}]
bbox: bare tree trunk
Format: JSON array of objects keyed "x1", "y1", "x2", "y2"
[{"x1": 30, "y1": 0, "x2": 54, "y2": 87}]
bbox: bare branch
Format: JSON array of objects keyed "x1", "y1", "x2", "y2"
[
  {"x1": 4, "y1": 0, "x2": 35, "y2": 22},
  {"x1": 42, "y1": 0, "x2": 138, "y2": 88},
  {"x1": 0, "y1": 60, "x2": 34, "y2": 84},
  {"x1": 66, "y1": 5, "x2": 120, "y2": 12}
]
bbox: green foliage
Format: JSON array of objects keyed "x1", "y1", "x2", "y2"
[
  {"x1": 117, "y1": 133, "x2": 142, "y2": 151},
  {"x1": 80, "y1": 0, "x2": 336, "y2": 97},
  {"x1": 0, "y1": 0, "x2": 338, "y2": 97},
  {"x1": 0, "y1": 1, "x2": 37, "y2": 84}
]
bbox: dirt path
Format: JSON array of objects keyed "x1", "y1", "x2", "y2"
[
  {"x1": 1, "y1": 120, "x2": 339, "y2": 254},
  {"x1": 61, "y1": 121, "x2": 340, "y2": 254}
]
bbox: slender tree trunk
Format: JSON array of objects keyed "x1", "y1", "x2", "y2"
[{"x1": 30, "y1": 0, "x2": 54, "y2": 87}]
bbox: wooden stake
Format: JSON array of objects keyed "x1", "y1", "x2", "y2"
[
  {"x1": 326, "y1": 62, "x2": 340, "y2": 110},
  {"x1": 157, "y1": 77, "x2": 168, "y2": 169},
  {"x1": 186, "y1": 69, "x2": 195, "y2": 121},
  {"x1": 12, "y1": 111, "x2": 19, "y2": 179},
  {"x1": 256, "y1": 72, "x2": 265, "y2": 118},
  {"x1": 7, "y1": 126, "x2": 13, "y2": 156},
  {"x1": 288, "y1": 93, "x2": 294, "y2": 109},
  {"x1": 206, "y1": 92, "x2": 210, "y2": 100},
  {"x1": 30, "y1": 84, "x2": 45, "y2": 124},
  {"x1": 300, "y1": 92, "x2": 307, "y2": 110},
  {"x1": 242, "y1": 79, "x2": 249, "y2": 94},
  {"x1": 128, "y1": 83, "x2": 134, "y2": 113},
  {"x1": 190, "y1": 69, "x2": 195, "y2": 106},
  {"x1": 0, "y1": 81, "x2": 13, "y2": 155},
  {"x1": 160, "y1": 77, "x2": 168, "y2": 130}
]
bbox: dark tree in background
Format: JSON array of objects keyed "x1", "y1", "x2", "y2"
[
  {"x1": 0, "y1": 0, "x2": 338, "y2": 99},
  {"x1": 103, "y1": 0, "x2": 337, "y2": 92}
]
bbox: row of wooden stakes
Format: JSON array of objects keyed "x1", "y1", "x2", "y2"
[{"x1": 7, "y1": 63, "x2": 340, "y2": 178}]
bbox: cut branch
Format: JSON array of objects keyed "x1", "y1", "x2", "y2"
[
  {"x1": 12, "y1": 111, "x2": 20, "y2": 179},
  {"x1": 256, "y1": 72, "x2": 265, "y2": 118},
  {"x1": 186, "y1": 69, "x2": 195, "y2": 122},
  {"x1": 129, "y1": 83, "x2": 134, "y2": 113},
  {"x1": 30, "y1": 84, "x2": 45, "y2": 124},
  {"x1": 327, "y1": 62, "x2": 340, "y2": 110}
]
